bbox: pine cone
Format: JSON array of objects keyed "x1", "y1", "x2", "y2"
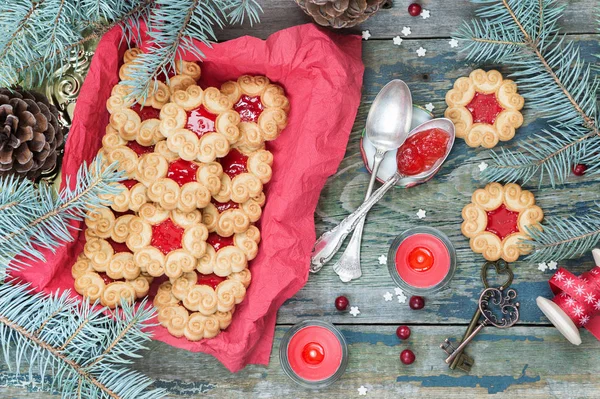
[
  {"x1": 0, "y1": 88, "x2": 65, "y2": 180},
  {"x1": 295, "y1": 0, "x2": 390, "y2": 28}
]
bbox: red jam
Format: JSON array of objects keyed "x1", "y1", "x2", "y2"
[
  {"x1": 407, "y1": 247, "x2": 434, "y2": 272},
  {"x1": 206, "y1": 232, "x2": 234, "y2": 251},
  {"x1": 301, "y1": 342, "x2": 325, "y2": 365},
  {"x1": 98, "y1": 272, "x2": 116, "y2": 285},
  {"x1": 211, "y1": 199, "x2": 239, "y2": 213},
  {"x1": 186, "y1": 106, "x2": 217, "y2": 138},
  {"x1": 107, "y1": 238, "x2": 132, "y2": 254},
  {"x1": 396, "y1": 128, "x2": 450, "y2": 175},
  {"x1": 127, "y1": 141, "x2": 155, "y2": 156},
  {"x1": 121, "y1": 179, "x2": 138, "y2": 189},
  {"x1": 466, "y1": 92, "x2": 504, "y2": 124},
  {"x1": 196, "y1": 273, "x2": 226, "y2": 289},
  {"x1": 234, "y1": 95, "x2": 264, "y2": 122},
  {"x1": 167, "y1": 159, "x2": 199, "y2": 186},
  {"x1": 485, "y1": 204, "x2": 520, "y2": 240},
  {"x1": 220, "y1": 149, "x2": 248, "y2": 178},
  {"x1": 151, "y1": 219, "x2": 184, "y2": 255},
  {"x1": 130, "y1": 103, "x2": 161, "y2": 121}
]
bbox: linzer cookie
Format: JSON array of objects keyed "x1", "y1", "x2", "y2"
[
  {"x1": 445, "y1": 69, "x2": 524, "y2": 148},
  {"x1": 73, "y1": 48, "x2": 289, "y2": 340},
  {"x1": 461, "y1": 183, "x2": 544, "y2": 262}
]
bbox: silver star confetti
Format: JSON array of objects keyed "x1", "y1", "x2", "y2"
[
  {"x1": 537, "y1": 262, "x2": 548, "y2": 272},
  {"x1": 416, "y1": 47, "x2": 427, "y2": 57},
  {"x1": 358, "y1": 386, "x2": 368, "y2": 395},
  {"x1": 401, "y1": 26, "x2": 412, "y2": 36},
  {"x1": 350, "y1": 306, "x2": 361, "y2": 317},
  {"x1": 548, "y1": 261, "x2": 558, "y2": 270},
  {"x1": 478, "y1": 161, "x2": 488, "y2": 171},
  {"x1": 449, "y1": 38, "x2": 459, "y2": 48},
  {"x1": 378, "y1": 254, "x2": 387, "y2": 265},
  {"x1": 393, "y1": 36, "x2": 403, "y2": 46},
  {"x1": 362, "y1": 30, "x2": 371, "y2": 40},
  {"x1": 417, "y1": 209, "x2": 427, "y2": 219},
  {"x1": 425, "y1": 103, "x2": 435, "y2": 112},
  {"x1": 398, "y1": 293, "x2": 407, "y2": 304},
  {"x1": 421, "y1": 9, "x2": 431, "y2": 19},
  {"x1": 384, "y1": 292, "x2": 393, "y2": 302},
  {"x1": 395, "y1": 287, "x2": 404, "y2": 296}
]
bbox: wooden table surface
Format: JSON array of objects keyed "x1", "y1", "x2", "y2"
[{"x1": 3, "y1": 1, "x2": 600, "y2": 398}]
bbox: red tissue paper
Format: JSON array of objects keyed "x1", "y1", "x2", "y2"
[{"x1": 13, "y1": 24, "x2": 364, "y2": 372}]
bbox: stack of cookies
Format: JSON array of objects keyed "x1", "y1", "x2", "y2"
[{"x1": 72, "y1": 48, "x2": 289, "y2": 340}]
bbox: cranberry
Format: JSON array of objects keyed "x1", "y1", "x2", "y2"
[
  {"x1": 409, "y1": 296, "x2": 425, "y2": 310},
  {"x1": 396, "y1": 325, "x2": 411, "y2": 340},
  {"x1": 408, "y1": 3, "x2": 422, "y2": 17},
  {"x1": 400, "y1": 349, "x2": 416, "y2": 365},
  {"x1": 335, "y1": 296, "x2": 349, "y2": 311},
  {"x1": 573, "y1": 163, "x2": 587, "y2": 176}
]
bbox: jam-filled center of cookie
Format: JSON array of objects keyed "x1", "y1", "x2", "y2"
[
  {"x1": 131, "y1": 103, "x2": 161, "y2": 121},
  {"x1": 211, "y1": 199, "x2": 239, "y2": 213},
  {"x1": 196, "y1": 272, "x2": 226, "y2": 289},
  {"x1": 207, "y1": 232, "x2": 234, "y2": 251},
  {"x1": 98, "y1": 272, "x2": 123, "y2": 285},
  {"x1": 396, "y1": 128, "x2": 450, "y2": 176},
  {"x1": 485, "y1": 204, "x2": 520, "y2": 241},
  {"x1": 167, "y1": 159, "x2": 198, "y2": 186},
  {"x1": 466, "y1": 93, "x2": 504, "y2": 124},
  {"x1": 219, "y1": 148, "x2": 248, "y2": 179},
  {"x1": 234, "y1": 95, "x2": 264, "y2": 123},
  {"x1": 187, "y1": 106, "x2": 217, "y2": 138},
  {"x1": 107, "y1": 237, "x2": 132, "y2": 254},
  {"x1": 127, "y1": 141, "x2": 155, "y2": 156},
  {"x1": 121, "y1": 179, "x2": 139, "y2": 189},
  {"x1": 151, "y1": 219, "x2": 184, "y2": 255}
]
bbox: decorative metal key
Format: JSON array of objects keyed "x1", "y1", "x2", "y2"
[
  {"x1": 446, "y1": 260, "x2": 514, "y2": 372},
  {"x1": 443, "y1": 287, "x2": 520, "y2": 365}
]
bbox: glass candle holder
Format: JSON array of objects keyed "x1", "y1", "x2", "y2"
[
  {"x1": 388, "y1": 226, "x2": 457, "y2": 295},
  {"x1": 279, "y1": 320, "x2": 348, "y2": 389}
]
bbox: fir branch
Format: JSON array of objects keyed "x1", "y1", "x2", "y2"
[
  {"x1": 0, "y1": 156, "x2": 124, "y2": 271},
  {"x1": 457, "y1": 0, "x2": 600, "y2": 186},
  {"x1": 122, "y1": 0, "x2": 262, "y2": 99},
  {"x1": 524, "y1": 207, "x2": 600, "y2": 264},
  {"x1": 0, "y1": 282, "x2": 164, "y2": 399}
]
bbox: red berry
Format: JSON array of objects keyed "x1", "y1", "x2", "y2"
[
  {"x1": 400, "y1": 349, "x2": 416, "y2": 365},
  {"x1": 396, "y1": 325, "x2": 411, "y2": 340},
  {"x1": 573, "y1": 163, "x2": 587, "y2": 176},
  {"x1": 408, "y1": 3, "x2": 422, "y2": 16},
  {"x1": 409, "y1": 296, "x2": 425, "y2": 310},
  {"x1": 335, "y1": 296, "x2": 349, "y2": 311}
]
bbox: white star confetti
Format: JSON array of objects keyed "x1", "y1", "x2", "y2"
[
  {"x1": 421, "y1": 9, "x2": 431, "y2": 19},
  {"x1": 350, "y1": 306, "x2": 361, "y2": 317},
  {"x1": 358, "y1": 386, "x2": 368, "y2": 395},
  {"x1": 398, "y1": 293, "x2": 407, "y2": 304},
  {"x1": 384, "y1": 292, "x2": 393, "y2": 302},
  {"x1": 425, "y1": 103, "x2": 435, "y2": 112},
  {"x1": 393, "y1": 36, "x2": 403, "y2": 46},
  {"x1": 378, "y1": 254, "x2": 387, "y2": 265},
  {"x1": 548, "y1": 261, "x2": 558, "y2": 270},
  {"x1": 478, "y1": 161, "x2": 488, "y2": 172},
  {"x1": 416, "y1": 47, "x2": 427, "y2": 57},
  {"x1": 449, "y1": 38, "x2": 459, "y2": 48},
  {"x1": 416, "y1": 209, "x2": 427, "y2": 219},
  {"x1": 362, "y1": 30, "x2": 371, "y2": 40},
  {"x1": 401, "y1": 26, "x2": 412, "y2": 36},
  {"x1": 537, "y1": 262, "x2": 548, "y2": 272},
  {"x1": 395, "y1": 287, "x2": 404, "y2": 296}
]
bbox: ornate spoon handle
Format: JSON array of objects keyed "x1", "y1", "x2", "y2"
[{"x1": 310, "y1": 172, "x2": 402, "y2": 273}]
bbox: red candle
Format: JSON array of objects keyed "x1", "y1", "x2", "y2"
[
  {"x1": 287, "y1": 325, "x2": 343, "y2": 381},
  {"x1": 389, "y1": 227, "x2": 456, "y2": 293}
]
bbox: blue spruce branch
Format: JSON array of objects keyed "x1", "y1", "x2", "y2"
[
  {"x1": 525, "y1": 207, "x2": 600, "y2": 264},
  {"x1": 456, "y1": 0, "x2": 600, "y2": 186},
  {"x1": 0, "y1": 156, "x2": 124, "y2": 272},
  {"x1": 0, "y1": 282, "x2": 164, "y2": 399}
]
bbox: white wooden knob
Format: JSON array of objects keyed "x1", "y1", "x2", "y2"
[{"x1": 537, "y1": 296, "x2": 582, "y2": 346}]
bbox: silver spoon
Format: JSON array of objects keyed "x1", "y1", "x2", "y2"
[
  {"x1": 332, "y1": 80, "x2": 413, "y2": 282},
  {"x1": 310, "y1": 118, "x2": 455, "y2": 273}
]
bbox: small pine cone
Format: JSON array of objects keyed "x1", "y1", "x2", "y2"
[
  {"x1": 296, "y1": 0, "x2": 389, "y2": 28},
  {"x1": 0, "y1": 87, "x2": 65, "y2": 180}
]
